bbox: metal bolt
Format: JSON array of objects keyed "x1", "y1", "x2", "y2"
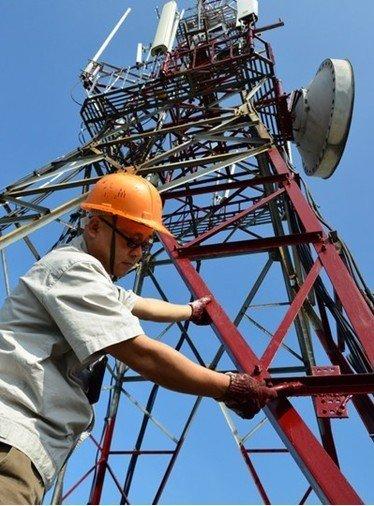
[{"x1": 253, "y1": 364, "x2": 262, "y2": 375}]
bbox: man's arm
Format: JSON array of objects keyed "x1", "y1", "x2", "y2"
[
  {"x1": 106, "y1": 334, "x2": 229, "y2": 397},
  {"x1": 132, "y1": 297, "x2": 192, "y2": 322}
]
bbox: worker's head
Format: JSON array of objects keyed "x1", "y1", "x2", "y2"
[{"x1": 81, "y1": 172, "x2": 172, "y2": 279}]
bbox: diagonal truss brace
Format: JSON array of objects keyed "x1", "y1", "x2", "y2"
[{"x1": 267, "y1": 148, "x2": 374, "y2": 363}]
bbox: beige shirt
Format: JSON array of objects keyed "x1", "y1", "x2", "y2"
[{"x1": 0, "y1": 235, "x2": 144, "y2": 489}]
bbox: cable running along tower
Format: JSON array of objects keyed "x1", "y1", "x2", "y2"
[{"x1": 1, "y1": 1, "x2": 373, "y2": 503}]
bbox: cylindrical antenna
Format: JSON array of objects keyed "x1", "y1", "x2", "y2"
[
  {"x1": 151, "y1": 1, "x2": 178, "y2": 56},
  {"x1": 168, "y1": 9, "x2": 184, "y2": 51},
  {"x1": 136, "y1": 43, "x2": 143, "y2": 65}
]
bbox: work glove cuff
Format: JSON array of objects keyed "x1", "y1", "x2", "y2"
[
  {"x1": 217, "y1": 372, "x2": 277, "y2": 420},
  {"x1": 189, "y1": 296, "x2": 212, "y2": 325}
]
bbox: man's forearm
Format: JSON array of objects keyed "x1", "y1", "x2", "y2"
[
  {"x1": 106, "y1": 335, "x2": 230, "y2": 398},
  {"x1": 132, "y1": 297, "x2": 192, "y2": 322}
]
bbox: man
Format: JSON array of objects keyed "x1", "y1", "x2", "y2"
[{"x1": 0, "y1": 172, "x2": 277, "y2": 504}]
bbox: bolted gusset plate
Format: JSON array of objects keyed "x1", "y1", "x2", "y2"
[{"x1": 312, "y1": 366, "x2": 349, "y2": 418}]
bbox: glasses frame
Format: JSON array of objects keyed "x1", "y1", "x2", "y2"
[{"x1": 99, "y1": 216, "x2": 153, "y2": 255}]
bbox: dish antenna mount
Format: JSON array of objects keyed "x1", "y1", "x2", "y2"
[{"x1": 290, "y1": 58, "x2": 354, "y2": 179}]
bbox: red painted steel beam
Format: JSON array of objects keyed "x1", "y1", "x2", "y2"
[
  {"x1": 62, "y1": 464, "x2": 97, "y2": 502},
  {"x1": 268, "y1": 148, "x2": 374, "y2": 363},
  {"x1": 260, "y1": 258, "x2": 322, "y2": 369},
  {"x1": 270, "y1": 373, "x2": 374, "y2": 397},
  {"x1": 182, "y1": 187, "x2": 286, "y2": 249},
  {"x1": 178, "y1": 232, "x2": 322, "y2": 260},
  {"x1": 88, "y1": 418, "x2": 115, "y2": 504},
  {"x1": 160, "y1": 233, "x2": 363, "y2": 504},
  {"x1": 315, "y1": 303, "x2": 374, "y2": 436},
  {"x1": 163, "y1": 174, "x2": 288, "y2": 200},
  {"x1": 239, "y1": 443, "x2": 271, "y2": 504}
]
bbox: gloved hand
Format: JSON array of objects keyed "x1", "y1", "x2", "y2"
[
  {"x1": 189, "y1": 296, "x2": 212, "y2": 325},
  {"x1": 217, "y1": 372, "x2": 278, "y2": 419}
]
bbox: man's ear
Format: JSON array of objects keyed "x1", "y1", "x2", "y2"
[{"x1": 85, "y1": 215, "x2": 101, "y2": 237}]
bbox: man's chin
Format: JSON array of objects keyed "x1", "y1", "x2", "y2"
[{"x1": 116, "y1": 263, "x2": 134, "y2": 278}]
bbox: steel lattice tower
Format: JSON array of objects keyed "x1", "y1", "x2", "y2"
[{"x1": 1, "y1": 1, "x2": 373, "y2": 504}]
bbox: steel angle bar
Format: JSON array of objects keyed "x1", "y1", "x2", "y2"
[
  {"x1": 270, "y1": 373, "x2": 374, "y2": 397},
  {"x1": 0, "y1": 193, "x2": 87, "y2": 251},
  {"x1": 160, "y1": 233, "x2": 363, "y2": 504},
  {"x1": 192, "y1": 117, "x2": 257, "y2": 136},
  {"x1": 260, "y1": 258, "x2": 322, "y2": 370},
  {"x1": 242, "y1": 418, "x2": 270, "y2": 445},
  {"x1": 1, "y1": 195, "x2": 50, "y2": 214},
  {"x1": 268, "y1": 148, "x2": 374, "y2": 363},
  {"x1": 239, "y1": 446, "x2": 271, "y2": 505},
  {"x1": 105, "y1": 464, "x2": 129, "y2": 500},
  {"x1": 299, "y1": 486, "x2": 313, "y2": 505},
  {"x1": 111, "y1": 450, "x2": 174, "y2": 456},
  {"x1": 119, "y1": 383, "x2": 161, "y2": 502},
  {"x1": 172, "y1": 187, "x2": 252, "y2": 243},
  {"x1": 119, "y1": 387, "x2": 178, "y2": 443},
  {"x1": 254, "y1": 20, "x2": 285, "y2": 34},
  {"x1": 152, "y1": 396, "x2": 203, "y2": 505},
  {"x1": 6, "y1": 154, "x2": 104, "y2": 192},
  {"x1": 163, "y1": 175, "x2": 287, "y2": 200},
  {"x1": 51, "y1": 462, "x2": 67, "y2": 505},
  {"x1": 60, "y1": 465, "x2": 97, "y2": 503},
  {"x1": 0, "y1": 214, "x2": 40, "y2": 225},
  {"x1": 178, "y1": 232, "x2": 323, "y2": 261},
  {"x1": 158, "y1": 147, "x2": 270, "y2": 193},
  {"x1": 0, "y1": 248, "x2": 10, "y2": 296},
  {"x1": 245, "y1": 448, "x2": 289, "y2": 453},
  {"x1": 194, "y1": 134, "x2": 267, "y2": 145},
  {"x1": 140, "y1": 145, "x2": 270, "y2": 175},
  {"x1": 145, "y1": 267, "x2": 206, "y2": 366},
  {"x1": 219, "y1": 404, "x2": 271, "y2": 504},
  {"x1": 244, "y1": 314, "x2": 304, "y2": 363},
  {"x1": 139, "y1": 139, "x2": 195, "y2": 169},
  {"x1": 4, "y1": 145, "x2": 95, "y2": 191},
  {"x1": 97, "y1": 114, "x2": 239, "y2": 146},
  {"x1": 118, "y1": 266, "x2": 206, "y2": 503},
  {"x1": 139, "y1": 114, "x2": 250, "y2": 170},
  {"x1": 181, "y1": 188, "x2": 285, "y2": 249},
  {"x1": 7, "y1": 176, "x2": 101, "y2": 198},
  {"x1": 313, "y1": 299, "x2": 374, "y2": 437},
  {"x1": 246, "y1": 77, "x2": 269, "y2": 101},
  {"x1": 208, "y1": 258, "x2": 274, "y2": 372}
]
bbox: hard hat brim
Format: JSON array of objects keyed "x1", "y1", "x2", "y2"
[{"x1": 81, "y1": 202, "x2": 174, "y2": 237}]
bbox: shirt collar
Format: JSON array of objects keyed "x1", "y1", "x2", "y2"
[{"x1": 68, "y1": 234, "x2": 88, "y2": 253}]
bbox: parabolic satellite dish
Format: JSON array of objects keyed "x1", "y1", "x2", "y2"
[{"x1": 291, "y1": 58, "x2": 354, "y2": 178}]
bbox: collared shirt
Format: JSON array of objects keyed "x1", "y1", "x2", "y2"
[{"x1": 0, "y1": 235, "x2": 144, "y2": 489}]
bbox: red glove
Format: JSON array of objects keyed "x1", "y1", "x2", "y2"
[
  {"x1": 217, "y1": 373, "x2": 278, "y2": 419},
  {"x1": 189, "y1": 296, "x2": 212, "y2": 325}
]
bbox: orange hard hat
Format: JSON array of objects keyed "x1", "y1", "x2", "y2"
[{"x1": 81, "y1": 172, "x2": 172, "y2": 236}]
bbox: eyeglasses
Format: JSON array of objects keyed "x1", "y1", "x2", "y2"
[{"x1": 99, "y1": 217, "x2": 153, "y2": 254}]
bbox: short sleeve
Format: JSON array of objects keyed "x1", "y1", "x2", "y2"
[
  {"x1": 117, "y1": 287, "x2": 139, "y2": 311},
  {"x1": 41, "y1": 261, "x2": 144, "y2": 363}
]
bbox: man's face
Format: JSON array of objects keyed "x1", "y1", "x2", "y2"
[{"x1": 84, "y1": 215, "x2": 152, "y2": 278}]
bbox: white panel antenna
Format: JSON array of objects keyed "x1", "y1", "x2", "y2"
[
  {"x1": 136, "y1": 43, "x2": 143, "y2": 65},
  {"x1": 236, "y1": 0, "x2": 258, "y2": 24},
  {"x1": 168, "y1": 9, "x2": 185, "y2": 51},
  {"x1": 151, "y1": 1, "x2": 178, "y2": 56}
]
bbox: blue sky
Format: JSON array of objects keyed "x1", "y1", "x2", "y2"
[{"x1": 0, "y1": 1, "x2": 373, "y2": 504}]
